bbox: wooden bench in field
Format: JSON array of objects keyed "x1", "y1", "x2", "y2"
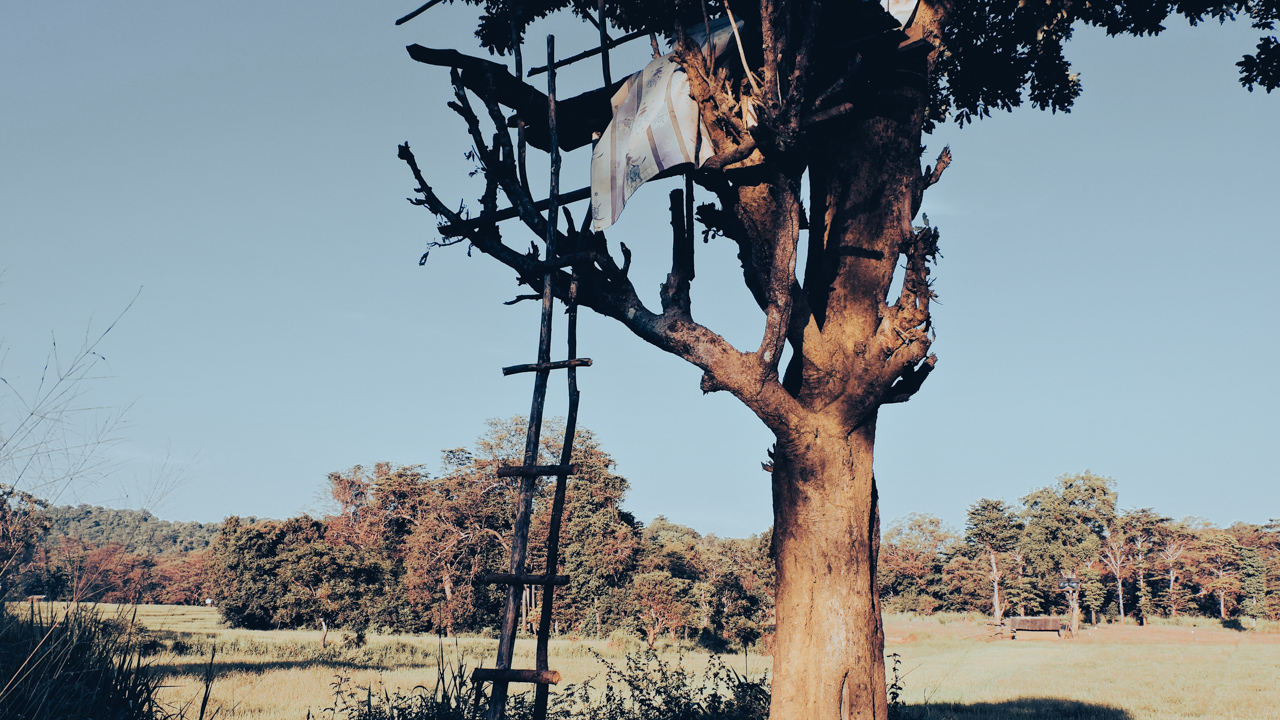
[{"x1": 1008, "y1": 616, "x2": 1065, "y2": 639}]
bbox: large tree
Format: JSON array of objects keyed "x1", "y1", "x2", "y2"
[
  {"x1": 396, "y1": 1, "x2": 1277, "y2": 716},
  {"x1": 1020, "y1": 472, "x2": 1116, "y2": 633},
  {"x1": 963, "y1": 498, "x2": 1023, "y2": 624}
]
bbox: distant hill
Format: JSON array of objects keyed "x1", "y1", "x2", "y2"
[{"x1": 41, "y1": 505, "x2": 229, "y2": 555}]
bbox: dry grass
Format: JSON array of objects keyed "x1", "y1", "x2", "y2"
[
  {"x1": 884, "y1": 614, "x2": 1280, "y2": 719},
  {"x1": 35, "y1": 604, "x2": 1278, "y2": 720}
]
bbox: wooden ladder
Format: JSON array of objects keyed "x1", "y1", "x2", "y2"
[{"x1": 471, "y1": 24, "x2": 598, "y2": 720}]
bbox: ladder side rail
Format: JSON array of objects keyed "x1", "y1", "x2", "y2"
[
  {"x1": 532, "y1": 268, "x2": 578, "y2": 720},
  {"x1": 487, "y1": 32, "x2": 561, "y2": 720}
]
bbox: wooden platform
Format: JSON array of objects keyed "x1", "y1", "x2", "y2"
[{"x1": 1009, "y1": 617, "x2": 1065, "y2": 639}]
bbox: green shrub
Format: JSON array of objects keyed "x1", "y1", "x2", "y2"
[{"x1": 605, "y1": 628, "x2": 644, "y2": 655}]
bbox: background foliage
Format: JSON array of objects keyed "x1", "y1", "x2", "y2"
[{"x1": 3, "y1": 421, "x2": 1276, "y2": 638}]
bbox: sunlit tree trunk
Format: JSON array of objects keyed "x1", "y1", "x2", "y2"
[
  {"x1": 442, "y1": 570, "x2": 455, "y2": 637},
  {"x1": 989, "y1": 551, "x2": 1003, "y2": 623},
  {"x1": 1115, "y1": 580, "x2": 1126, "y2": 625},
  {"x1": 771, "y1": 425, "x2": 886, "y2": 720}
]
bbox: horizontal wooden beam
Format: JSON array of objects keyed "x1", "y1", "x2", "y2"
[
  {"x1": 496, "y1": 464, "x2": 579, "y2": 478},
  {"x1": 394, "y1": 0, "x2": 446, "y2": 26},
  {"x1": 528, "y1": 30, "x2": 647, "y2": 77},
  {"x1": 438, "y1": 186, "x2": 592, "y2": 237},
  {"x1": 502, "y1": 358, "x2": 592, "y2": 376},
  {"x1": 436, "y1": 163, "x2": 701, "y2": 238},
  {"x1": 478, "y1": 573, "x2": 570, "y2": 586},
  {"x1": 471, "y1": 668, "x2": 561, "y2": 685}
]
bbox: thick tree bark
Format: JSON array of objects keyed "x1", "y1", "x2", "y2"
[{"x1": 771, "y1": 422, "x2": 887, "y2": 720}]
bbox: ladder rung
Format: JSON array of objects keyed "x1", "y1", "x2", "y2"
[
  {"x1": 502, "y1": 358, "x2": 592, "y2": 376},
  {"x1": 472, "y1": 668, "x2": 561, "y2": 685},
  {"x1": 496, "y1": 464, "x2": 578, "y2": 478},
  {"x1": 479, "y1": 573, "x2": 569, "y2": 586}
]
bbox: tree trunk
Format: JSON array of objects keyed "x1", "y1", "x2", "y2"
[
  {"x1": 1218, "y1": 590, "x2": 1226, "y2": 620},
  {"x1": 989, "y1": 550, "x2": 1002, "y2": 624},
  {"x1": 320, "y1": 618, "x2": 328, "y2": 649},
  {"x1": 1168, "y1": 568, "x2": 1178, "y2": 618},
  {"x1": 1116, "y1": 580, "x2": 1125, "y2": 625},
  {"x1": 770, "y1": 424, "x2": 886, "y2": 720},
  {"x1": 442, "y1": 570, "x2": 456, "y2": 637}
]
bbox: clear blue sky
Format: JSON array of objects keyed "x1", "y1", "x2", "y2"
[{"x1": 2, "y1": 2, "x2": 1276, "y2": 537}]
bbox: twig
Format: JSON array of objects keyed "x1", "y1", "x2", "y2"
[{"x1": 723, "y1": 3, "x2": 761, "y2": 95}]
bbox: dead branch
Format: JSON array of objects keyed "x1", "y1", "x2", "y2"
[
  {"x1": 883, "y1": 354, "x2": 937, "y2": 404},
  {"x1": 913, "y1": 146, "x2": 952, "y2": 217},
  {"x1": 924, "y1": 146, "x2": 952, "y2": 189},
  {"x1": 407, "y1": 45, "x2": 619, "y2": 152},
  {"x1": 660, "y1": 189, "x2": 694, "y2": 317}
]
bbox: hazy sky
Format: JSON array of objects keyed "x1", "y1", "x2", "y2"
[{"x1": 2, "y1": 2, "x2": 1276, "y2": 537}]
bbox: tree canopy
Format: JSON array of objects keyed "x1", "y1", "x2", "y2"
[{"x1": 453, "y1": 0, "x2": 1277, "y2": 119}]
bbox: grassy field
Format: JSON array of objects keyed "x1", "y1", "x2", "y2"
[{"x1": 19, "y1": 604, "x2": 1279, "y2": 719}]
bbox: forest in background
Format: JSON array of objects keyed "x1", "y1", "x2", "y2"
[{"x1": 2, "y1": 417, "x2": 1277, "y2": 649}]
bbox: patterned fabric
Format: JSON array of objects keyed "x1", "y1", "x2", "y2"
[
  {"x1": 883, "y1": 0, "x2": 921, "y2": 26},
  {"x1": 590, "y1": 18, "x2": 738, "y2": 232}
]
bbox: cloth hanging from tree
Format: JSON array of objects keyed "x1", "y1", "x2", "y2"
[
  {"x1": 883, "y1": 0, "x2": 921, "y2": 26},
  {"x1": 590, "y1": 18, "x2": 739, "y2": 232}
]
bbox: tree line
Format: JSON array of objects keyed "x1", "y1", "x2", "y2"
[
  {"x1": 879, "y1": 472, "x2": 1278, "y2": 630},
  {"x1": 0, "y1": 487, "x2": 213, "y2": 605},
  {"x1": 203, "y1": 418, "x2": 774, "y2": 649},
  {"x1": 4, "y1": 421, "x2": 1276, "y2": 643}
]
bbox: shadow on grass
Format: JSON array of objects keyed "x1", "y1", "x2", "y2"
[
  {"x1": 898, "y1": 698, "x2": 1133, "y2": 719},
  {"x1": 148, "y1": 657, "x2": 436, "y2": 677}
]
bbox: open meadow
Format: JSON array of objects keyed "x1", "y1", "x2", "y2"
[{"x1": 44, "y1": 604, "x2": 1274, "y2": 720}]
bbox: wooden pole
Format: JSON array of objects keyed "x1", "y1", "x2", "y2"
[
  {"x1": 532, "y1": 34, "x2": 566, "y2": 720},
  {"x1": 684, "y1": 173, "x2": 696, "y2": 266},
  {"x1": 597, "y1": 0, "x2": 611, "y2": 85},
  {"x1": 486, "y1": 33, "x2": 560, "y2": 720},
  {"x1": 533, "y1": 275, "x2": 576, "y2": 719}
]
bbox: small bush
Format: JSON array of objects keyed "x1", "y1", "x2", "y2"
[
  {"x1": 341, "y1": 629, "x2": 368, "y2": 648},
  {"x1": 695, "y1": 628, "x2": 731, "y2": 654},
  {"x1": 606, "y1": 628, "x2": 644, "y2": 655},
  {"x1": 315, "y1": 648, "x2": 771, "y2": 720},
  {"x1": 566, "y1": 648, "x2": 770, "y2": 720}
]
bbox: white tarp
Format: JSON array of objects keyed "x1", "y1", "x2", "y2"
[
  {"x1": 590, "y1": 18, "x2": 738, "y2": 232},
  {"x1": 883, "y1": 0, "x2": 921, "y2": 26}
]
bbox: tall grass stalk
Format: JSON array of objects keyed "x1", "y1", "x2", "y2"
[{"x1": 0, "y1": 602, "x2": 168, "y2": 719}]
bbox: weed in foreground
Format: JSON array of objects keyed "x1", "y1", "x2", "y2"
[
  {"x1": 312, "y1": 647, "x2": 772, "y2": 720},
  {"x1": 0, "y1": 603, "x2": 166, "y2": 720}
]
